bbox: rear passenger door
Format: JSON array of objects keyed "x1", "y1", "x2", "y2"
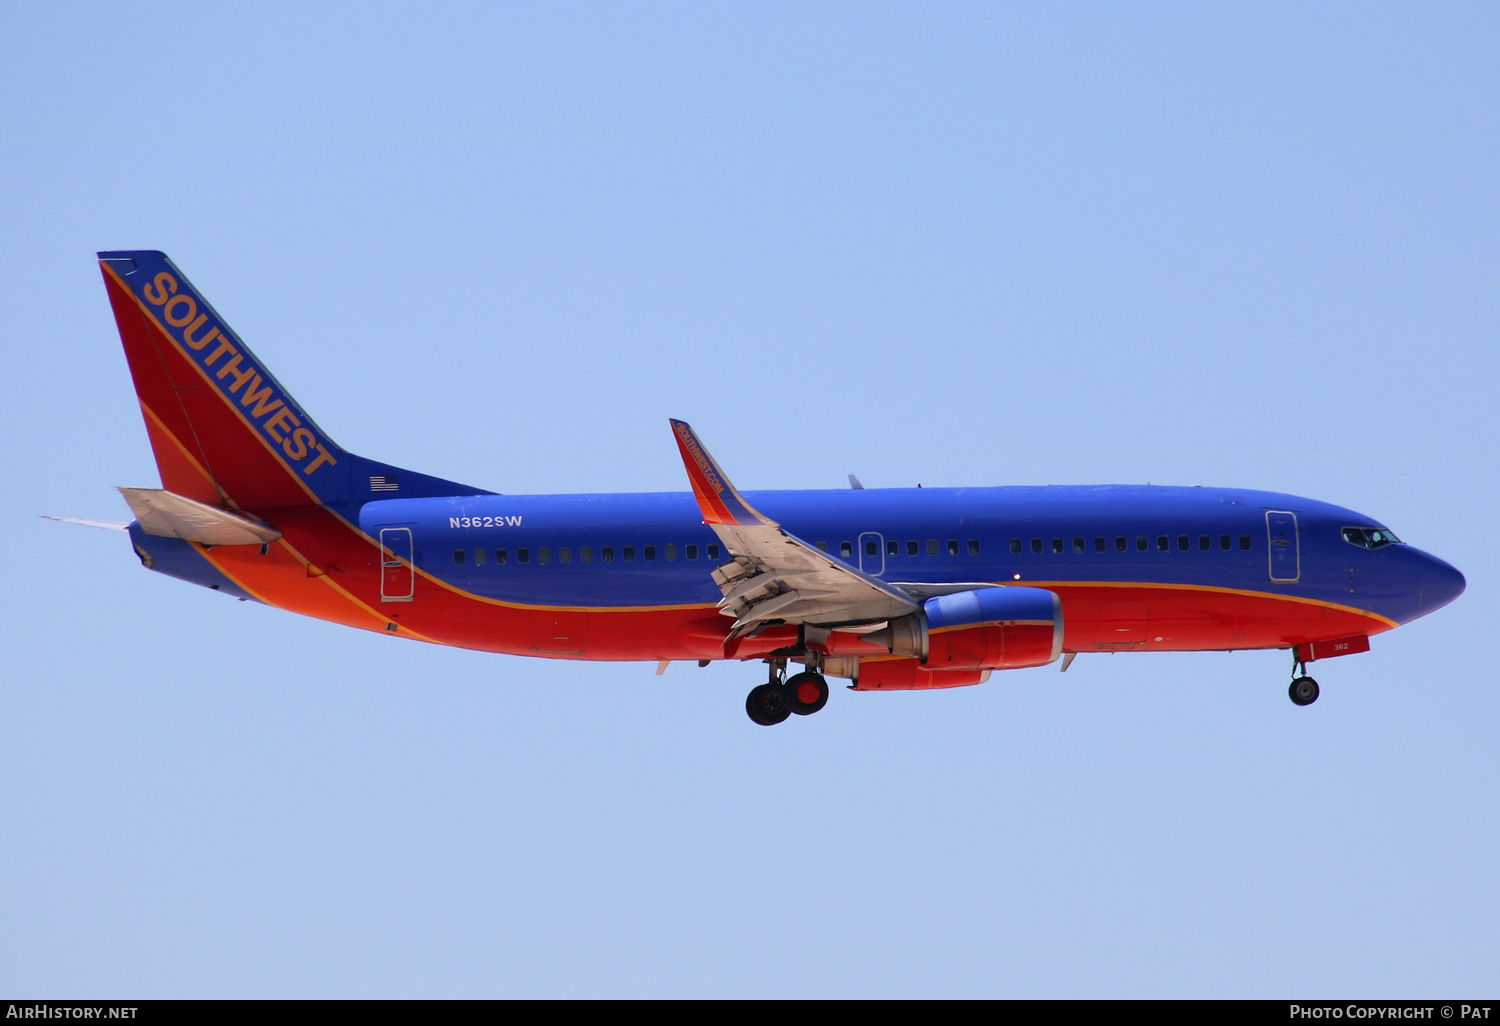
[{"x1": 379, "y1": 527, "x2": 415, "y2": 602}]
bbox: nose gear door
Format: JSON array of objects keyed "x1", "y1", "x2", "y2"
[
  {"x1": 1266, "y1": 511, "x2": 1299, "y2": 583},
  {"x1": 379, "y1": 527, "x2": 415, "y2": 602}
]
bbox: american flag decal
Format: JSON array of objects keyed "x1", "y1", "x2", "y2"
[{"x1": 370, "y1": 475, "x2": 400, "y2": 492}]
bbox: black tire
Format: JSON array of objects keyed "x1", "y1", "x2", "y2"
[
  {"x1": 784, "y1": 671, "x2": 830, "y2": 716},
  {"x1": 746, "y1": 682, "x2": 792, "y2": 725},
  {"x1": 1289, "y1": 676, "x2": 1320, "y2": 706}
]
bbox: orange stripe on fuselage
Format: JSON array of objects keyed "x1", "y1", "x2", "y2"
[{"x1": 1015, "y1": 579, "x2": 1398, "y2": 631}]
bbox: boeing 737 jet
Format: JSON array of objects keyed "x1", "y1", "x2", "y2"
[{"x1": 64, "y1": 251, "x2": 1465, "y2": 724}]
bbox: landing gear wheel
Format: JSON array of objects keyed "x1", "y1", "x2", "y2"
[
  {"x1": 746, "y1": 682, "x2": 792, "y2": 725},
  {"x1": 784, "y1": 671, "x2": 829, "y2": 716},
  {"x1": 1289, "y1": 676, "x2": 1320, "y2": 706}
]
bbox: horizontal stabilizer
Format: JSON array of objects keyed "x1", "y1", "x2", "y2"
[
  {"x1": 41, "y1": 516, "x2": 129, "y2": 531},
  {"x1": 118, "y1": 488, "x2": 283, "y2": 546}
]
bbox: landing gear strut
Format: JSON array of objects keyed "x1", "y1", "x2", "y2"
[
  {"x1": 745, "y1": 659, "x2": 829, "y2": 725},
  {"x1": 1289, "y1": 653, "x2": 1319, "y2": 707}
]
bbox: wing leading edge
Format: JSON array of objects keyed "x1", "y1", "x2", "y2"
[{"x1": 668, "y1": 419, "x2": 918, "y2": 639}]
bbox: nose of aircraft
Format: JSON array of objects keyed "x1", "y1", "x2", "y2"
[{"x1": 1417, "y1": 550, "x2": 1466, "y2": 617}]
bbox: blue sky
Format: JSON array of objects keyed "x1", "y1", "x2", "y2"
[{"x1": 1, "y1": 2, "x2": 1496, "y2": 997}]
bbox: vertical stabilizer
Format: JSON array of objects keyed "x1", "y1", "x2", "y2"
[{"x1": 98, "y1": 251, "x2": 487, "y2": 511}]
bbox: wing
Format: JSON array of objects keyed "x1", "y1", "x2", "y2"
[{"x1": 669, "y1": 419, "x2": 918, "y2": 639}]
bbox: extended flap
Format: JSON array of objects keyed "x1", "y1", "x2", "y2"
[{"x1": 118, "y1": 488, "x2": 282, "y2": 546}]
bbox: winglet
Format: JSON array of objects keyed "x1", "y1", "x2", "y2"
[{"x1": 669, "y1": 419, "x2": 771, "y2": 527}]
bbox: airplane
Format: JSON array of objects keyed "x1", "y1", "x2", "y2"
[{"x1": 63, "y1": 250, "x2": 1465, "y2": 725}]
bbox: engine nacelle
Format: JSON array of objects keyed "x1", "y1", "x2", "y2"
[
  {"x1": 865, "y1": 586, "x2": 1062, "y2": 671},
  {"x1": 851, "y1": 661, "x2": 990, "y2": 691}
]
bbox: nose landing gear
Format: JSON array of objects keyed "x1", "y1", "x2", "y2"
[
  {"x1": 1288, "y1": 653, "x2": 1320, "y2": 706},
  {"x1": 1290, "y1": 676, "x2": 1320, "y2": 706},
  {"x1": 745, "y1": 659, "x2": 830, "y2": 725}
]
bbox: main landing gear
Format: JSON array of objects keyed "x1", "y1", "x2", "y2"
[
  {"x1": 746, "y1": 660, "x2": 830, "y2": 726},
  {"x1": 1289, "y1": 653, "x2": 1320, "y2": 707}
]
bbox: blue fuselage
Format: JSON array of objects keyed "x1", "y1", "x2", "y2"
[{"x1": 348, "y1": 484, "x2": 1463, "y2": 627}]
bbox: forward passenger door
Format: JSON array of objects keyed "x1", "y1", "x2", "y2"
[{"x1": 1266, "y1": 511, "x2": 1300, "y2": 583}]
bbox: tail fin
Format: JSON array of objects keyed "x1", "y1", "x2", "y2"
[{"x1": 98, "y1": 251, "x2": 487, "y2": 511}]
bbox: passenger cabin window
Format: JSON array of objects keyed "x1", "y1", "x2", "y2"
[
  {"x1": 1178, "y1": 535, "x2": 1189, "y2": 551},
  {"x1": 840, "y1": 541, "x2": 854, "y2": 557},
  {"x1": 538, "y1": 547, "x2": 551, "y2": 564},
  {"x1": 947, "y1": 539, "x2": 959, "y2": 555},
  {"x1": 1157, "y1": 535, "x2": 1169, "y2": 552},
  {"x1": 1199, "y1": 535, "x2": 1210, "y2": 551},
  {"x1": 517, "y1": 548, "x2": 530, "y2": 564},
  {"x1": 452, "y1": 549, "x2": 466, "y2": 566},
  {"x1": 1095, "y1": 537, "x2": 1106, "y2": 553},
  {"x1": 1116, "y1": 537, "x2": 1127, "y2": 552},
  {"x1": 559, "y1": 547, "x2": 572, "y2": 563},
  {"x1": 644, "y1": 546, "x2": 656, "y2": 560},
  {"x1": 1239, "y1": 535, "x2": 1251, "y2": 550},
  {"x1": 908, "y1": 540, "x2": 919, "y2": 556},
  {"x1": 665, "y1": 544, "x2": 677, "y2": 561},
  {"x1": 1342, "y1": 527, "x2": 1401, "y2": 550},
  {"x1": 816, "y1": 541, "x2": 828, "y2": 552},
  {"x1": 1073, "y1": 537, "x2": 1085, "y2": 553},
  {"x1": 495, "y1": 549, "x2": 508, "y2": 565},
  {"x1": 1010, "y1": 539, "x2": 1023, "y2": 554},
  {"x1": 1031, "y1": 538, "x2": 1043, "y2": 554},
  {"x1": 707, "y1": 544, "x2": 720, "y2": 559},
  {"x1": 623, "y1": 546, "x2": 635, "y2": 561},
  {"x1": 686, "y1": 544, "x2": 699, "y2": 559},
  {"x1": 581, "y1": 546, "x2": 593, "y2": 563},
  {"x1": 927, "y1": 540, "x2": 939, "y2": 556},
  {"x1": 888, "y1": 540, "x2": 899, "y2": 556},
  {"x1": 866, "y1": 540, "x2": 879, "y2": 557},
  {"x1": 1051, "y1": 538, "x2": 1063, "y2": 554},
  {"x1": 602, "y1": 546, "x2": 614, "y2": 562},
  {"x1": 1136, "y1": 536, "x2": 1148, "y2": 552},
  {"x1": 1219, "y1": 535, "x2": 1231, "y2": 550},
  {"x1": 968, "y1": 539, "x2": 980, "y2": 555},
  {"x1": 474, "y1": 548, "x2": 487, "y2": 566}
]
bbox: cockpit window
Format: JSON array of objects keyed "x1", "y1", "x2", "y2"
[{"x1": 1342, "y1": 526, "x2": 1401, "y2": 550}]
